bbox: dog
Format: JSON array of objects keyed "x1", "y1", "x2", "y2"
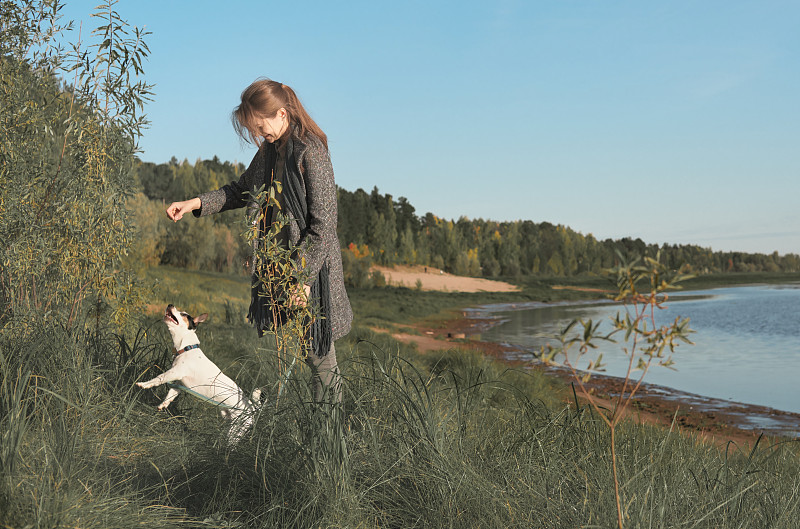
[{"x1": 136, "y1": 304, "x2": 261, "y2": 444}]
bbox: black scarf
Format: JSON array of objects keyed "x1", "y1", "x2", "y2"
[{"x1": 247, "y1": 134, "x2": 333, "y2": 358}]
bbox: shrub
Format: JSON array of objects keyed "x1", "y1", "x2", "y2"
[{"x1": 0, "y1": 0, "x2": 152, "y2": 332}]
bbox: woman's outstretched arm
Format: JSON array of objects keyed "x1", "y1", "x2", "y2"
[{"x1": 165, "y1": 197, "x2": 201, "y2": 221}]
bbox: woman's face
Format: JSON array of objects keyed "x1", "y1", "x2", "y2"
[{"x1": 253, "y1": 109, "x2": 288, "y2": 144}]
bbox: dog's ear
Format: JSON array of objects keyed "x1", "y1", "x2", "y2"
[{"x1": 194, "y1": 313, "x2": 209, "y2": 325}]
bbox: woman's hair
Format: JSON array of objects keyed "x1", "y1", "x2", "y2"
[{"x1": 232, "y1": 78, "x2": 328, "y2": 150}]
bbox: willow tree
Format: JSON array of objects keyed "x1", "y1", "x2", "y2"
[{"x1": 0, "y1": 0, "x2": 152, "y2": 333}]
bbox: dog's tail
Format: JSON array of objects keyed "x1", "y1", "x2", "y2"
[{"x1": 251, "y1": 388, "x2": 262, "y2": 405}]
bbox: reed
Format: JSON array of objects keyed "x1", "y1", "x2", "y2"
[{"x1": 2, "y1": 316, "x2": 799, "y2": 528}]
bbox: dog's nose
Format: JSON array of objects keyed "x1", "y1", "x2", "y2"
[{"x1": 167, "y1": 304, "x2": 174, "y2": 310}]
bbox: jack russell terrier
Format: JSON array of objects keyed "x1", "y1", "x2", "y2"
[{"x1": 136, "y1": 304, "x2": 261, "y2": 444}]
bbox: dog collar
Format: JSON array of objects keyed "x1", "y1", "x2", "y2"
[{"x1": 175, "y1": 344, "x2": 200, "y2": 356}]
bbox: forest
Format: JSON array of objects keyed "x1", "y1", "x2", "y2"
[{"x1": 132, "y1": 156, "x2": 800, "y2": 285}]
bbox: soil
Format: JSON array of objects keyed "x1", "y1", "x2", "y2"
[{"x1": 382, "y1": 312, "x2": 800, "y2": 449}]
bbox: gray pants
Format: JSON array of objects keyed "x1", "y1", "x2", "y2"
[{"x1": 305, "y1": 343, "x2": 341, "y2": 403}]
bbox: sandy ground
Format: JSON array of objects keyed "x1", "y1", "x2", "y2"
[{"x1": 372, "y1": 265, "x2": 519, "y2": 292}]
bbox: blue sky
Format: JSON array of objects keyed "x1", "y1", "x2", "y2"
[{"x1": 59, "y1": 1, "x2": 799, "y2": 255}]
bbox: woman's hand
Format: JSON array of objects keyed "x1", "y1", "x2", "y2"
[
  {"x1": 166, "y1": 198, "x2": 201, "y2": 222},
  {"x1": 291, "y1": 283, "x2": 312, "y2": 308}
]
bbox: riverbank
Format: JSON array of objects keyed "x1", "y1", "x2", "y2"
[
  {"x1": 359, "y1": 268, "x2": 800, "y2": 445},
  {"x1": 382, "y1": 310, "x2": 800, "y2": 447}
]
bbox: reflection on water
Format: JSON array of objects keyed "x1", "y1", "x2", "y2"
[{"x1": 475, "y1": 284, "x2": 800, "y2": 414}]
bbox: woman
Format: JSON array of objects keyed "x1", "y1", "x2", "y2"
[{"x1": 166, "y1": 79, "x2": 352, "y2": 403}]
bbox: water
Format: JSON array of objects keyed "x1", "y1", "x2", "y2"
[{"x1": 474, "y1": 284, "x2": 800, "y2": 415}]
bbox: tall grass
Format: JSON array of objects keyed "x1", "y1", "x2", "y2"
[
  {"x1": 2, "y1": 316, "x2": 799, "y2": 528},
  {"x1": 0, "y1": 322, "x2": 186, "y2": 527}
]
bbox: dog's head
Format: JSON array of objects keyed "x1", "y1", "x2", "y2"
[
  {"x1": 163, "y1": 304, "x2": 208, "y2": 341},
  {"x1": 163, "y1": 304, "x2": 208, "y2": 330}
]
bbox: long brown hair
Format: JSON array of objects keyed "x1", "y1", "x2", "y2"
[{"x1": 232, "y1": 78, "x2": 328, "y2": 150}]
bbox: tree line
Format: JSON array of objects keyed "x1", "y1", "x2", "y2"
[{"x1": 131, "y1": 157, "x2": 800, "y2": 285}]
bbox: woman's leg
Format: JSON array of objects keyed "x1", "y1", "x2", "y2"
[{"x1": 305, "y1": 343, "x2": 341, "y2": 403}]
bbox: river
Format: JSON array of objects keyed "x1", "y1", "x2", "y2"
[{"x1": 472, "y1": 284, "x2": 800, "y2": 415}]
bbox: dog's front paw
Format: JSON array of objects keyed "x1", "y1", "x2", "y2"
[{"x1": 156, "y1": 403, "x2": 169, "y2": 411}]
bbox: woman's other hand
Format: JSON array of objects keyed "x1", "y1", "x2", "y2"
[
  {"x1": 166, "y1": 198, "x2": 201, "y2": 222},
  {"x1": 291, "y1": 283, "x2": 312, "y2": 308}
]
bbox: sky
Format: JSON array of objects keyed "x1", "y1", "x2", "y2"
[{"x1": 57, "y1": 0, "x2": 799, "y2": 255}]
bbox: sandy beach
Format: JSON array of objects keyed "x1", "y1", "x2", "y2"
[{"x1": 372, "y1": 265, "x2": 520, "y2": 292}]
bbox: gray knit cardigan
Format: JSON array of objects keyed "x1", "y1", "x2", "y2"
[{"x1": 194, "y1": 131, "x2": 353, "y2": 343}]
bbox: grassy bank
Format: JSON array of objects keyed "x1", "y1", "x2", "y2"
[
  {"x1": 681, "y1": 270, "x2": 800, "y2": 290},
  {"x1": 143, "y1": 266, "x2": 800, "y2": 329},
  {"x1": 2, "y1": 267, "x2": 799, "y2": 528}
]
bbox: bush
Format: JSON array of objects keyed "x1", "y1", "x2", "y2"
[
  {"x1": 0, "y1": 0, "x2": 152, "y2": 331},
  {"x1": 369, "y1": 269, "x2": 387, "y2": 287}
]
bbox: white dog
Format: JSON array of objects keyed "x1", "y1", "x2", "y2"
[{"x1": 136, "y1": 304, "x2": 261, "y2": 444}]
